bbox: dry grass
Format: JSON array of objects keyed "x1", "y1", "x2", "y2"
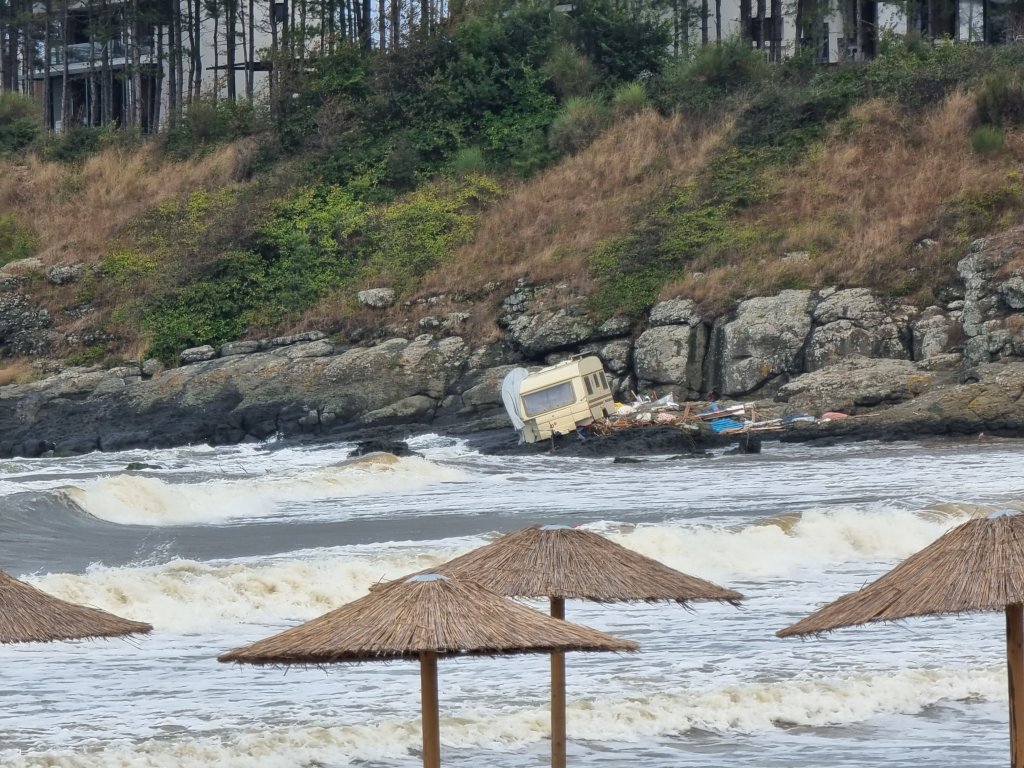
[
  {"x1": 420, "y1": 109, "x2": 731, "y2": 298},
  {"x1": 0, "y1": 141, "x2": 254, "y2": 267},
  {"x1": 671, "y1": 92, "x2": 1024, "y2": 308},
  {"x1": 0, "y1": 359, "x2": 37, "y2": 386}
]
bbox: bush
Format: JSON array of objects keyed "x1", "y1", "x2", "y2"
[
  {"x1": 611, "y1": 81, "x2": 649, "y2": 117},
  {"x1": 652, "y1": 37, "x2": 769, "y2": 112},
  {"x1": 548, "y1": 95, "x2": 612, "y2": 155},
  {"x1": 975, "y1": 70, "x2": 1024, "y2": 126},
  {"x1": 543, "y1": 43, "x2": 599, "y2": 99},
  {"x1": 971, "y1": 125, "x2": 1005, "y2": 155},
  {"x1": 0, "y1": 215, "x2": 38, "y2": 266},
  {"x1": 450, "y1": 146, "x2": 488, "y2": 177},
  {"x1": 0, "y1": 92, "x2": 40, "y2": 155},
  {"x1": 162, "y1": 97, "x2": 263, "y2": 158},
  {"x1": 43, "y1": 125, "x2": 102, "y2": 163}
]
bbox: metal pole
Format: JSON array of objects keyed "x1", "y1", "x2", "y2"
[
  {"x1": 1008, "y1": 605, "x2": 1024, "y2": 768},
  {"x1": 420, "y1": 651, "x2": 441, "y2": 768},
  {"x1": 551, "y1": 596, "x2": 566, "y2": 768}
]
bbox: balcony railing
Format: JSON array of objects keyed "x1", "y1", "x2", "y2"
[{"x1": 43, "y1": 40, "x2": 128, "y2": 67}]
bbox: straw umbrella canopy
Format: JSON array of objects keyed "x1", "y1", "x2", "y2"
[
  {"x1": 399, "y1": 524, "x2": 743, "y2": 768},
  {"x1": 0, "y1": 569, "x2": 152, "y2": 643},
  {"x1": 219, "y1": 572, "x2": 637, "y2": 768},
  {"x1": 777, "y1": 509, "x2": 1024, "y2": 767}
]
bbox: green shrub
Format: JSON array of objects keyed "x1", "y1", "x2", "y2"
[
  {"x1": 937, "y1": 183, "x2": 1024, "y2": 241},
  {"x1": 450, "y1": 146, "x2": 488, "y2": 177},
  {"x1": 652, "y1": 37, "x2": 768, "y2": 113},
  {"x1": 0, "y1": 92, "x2": 40, "y2": 155},
  {"x1": 162, "y1": 97, "x2": 263, "y2": 158},
  {"x1": 548, "y1": 96, "x2": 612, "y2": 155},
  {"x1": 971, "y1": 124, "x2": 1005, "y2": 155},
  {"x1": 611, "y1": 81, "x2": 648, "y2": 117},
  {"x1": 44, "y1": 126, "x2": 103, "y2": 163},
  {"x1": 0, "y1": 215, "x2": 38, "y2": 266},
  {"x1": 975, "y1": 70, "x2": 1024, "y2": 126},
  {"x1": 866, "y1": 37, "x2": 982, "y2": 109},
  {"x1": 543, "y1": 43, "x2": 599, "y2": 99}
]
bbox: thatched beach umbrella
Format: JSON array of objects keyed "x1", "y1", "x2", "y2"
[
  {"x1": 403, "y1": 524, "x2": 743, "y2": 768},
  {"x1": 777, "y1": 509, "x2": 1024, "y2": 767},
  {"x1": 219, "y1": 572, "x2": 637, "y2": 768},
  {"x1": 0, "y1": 569, "x2": 152, "y2": 643}
]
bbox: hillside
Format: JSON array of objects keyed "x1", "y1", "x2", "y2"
[{"x1": 3, "y1": 17, "x2": 1024, "y2": 373}]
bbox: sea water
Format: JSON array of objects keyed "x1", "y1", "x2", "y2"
[{"x1": 0, "y1": 435, "x2": 1022, "y2": 767}]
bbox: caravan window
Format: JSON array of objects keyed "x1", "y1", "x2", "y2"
[{"x1": 522, "y1": 381, "x2": 576, "y2": 417}]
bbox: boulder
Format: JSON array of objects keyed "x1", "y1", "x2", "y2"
[
  {"x1": 633, "y1": 324, "x2": 707, "y2": 397},
  {"x1": 357, "y1": 288, "x2": 396, "y2": 308},
  {"x1": 0, "y1": 293, "x2": 54, "y2": 356},
  {"x1": 503, "y1": 299, "x2": 595, "y2": 357},
  {"x1": 179, "y1": 345, "x2": 217, "y2": 364},
  {"x1": 912, "y1": 308, "x2": 956, "y2": 361},
  {"x1": 711, "y1": 290, "x2": 815, "y2": 396},
  {"x1": 648, "y1": 298, "x2": 701, "y2": 327},
  {"x1": 220, "y1": 340, "x2": 260, "y2": 357},
  {"x1": 777, "y1": 356, "x2": 934, "y2": 413},
  {"x1": 46, "y1": 264, "x2": 85, "y2": 285},
  {"x1": 805, "y1": 288, "x2": 911, "y2": 370}
]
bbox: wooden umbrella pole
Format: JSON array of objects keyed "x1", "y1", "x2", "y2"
[
  {"x1": 420, "y1": 651, "x2": 441, "y2": 768},
  {"x1": 1009, "y1": 605, "x2": 1024, "y2": 768},
  {"x1": 550, "y1": 596, "x2": 566, "y2": 768}
]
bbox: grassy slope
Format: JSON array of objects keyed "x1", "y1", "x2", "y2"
[{"x1": 2, "y1": 71, "x2": 1024, "y2": 367}]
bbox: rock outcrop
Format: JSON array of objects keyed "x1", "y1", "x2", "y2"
[{"x1": 5, "y1": 229, "x2": 1024, "y2": 457}]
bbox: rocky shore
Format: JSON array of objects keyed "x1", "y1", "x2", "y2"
[{"x1": 2, "y1": 231, "x2": 1024, "y2": 459}]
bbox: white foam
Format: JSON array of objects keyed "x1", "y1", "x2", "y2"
[
  {"x1": 60, "y1": 456, "x2": 467, "y2": 526},
  {"x1": 30, "y1": 550, "x2": 458, "y2": 633},
  {"x1": 597, "y1": 506, "x2": 969, "y2": 581},
  {"x1": 0, "y1": 665, "x2": 1004, "y2": 767}
]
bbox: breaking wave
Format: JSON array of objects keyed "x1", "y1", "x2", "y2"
[
  {"x1": 29, "y1": 504, "x2": 975, "y2": 633},
  {"x1": 58, "y1": 455, "x2": 468, "y2": 526},
  {"x1": 0, "y1": 666, "x2": 1003, "y2": 768}
]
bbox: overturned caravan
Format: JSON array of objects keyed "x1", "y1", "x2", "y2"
[{"x1": 501, "y1": 356, "x2": 615, "y2": 444}]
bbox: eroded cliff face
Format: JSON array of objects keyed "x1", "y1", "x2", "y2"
[{"x1": 2, "y1": 232, "x2": 1024, "y2": 458}]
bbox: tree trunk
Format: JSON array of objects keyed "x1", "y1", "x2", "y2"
[
  {"x1": 701, "y1": 0, "x2": 708, "y2": 43},
  {"x1": 61, "y1": 0, "x2": 70, "y2": 129},
  {"x1": 43, "y1": 0, "x2": 53, "y2": 129},
  {"x1": 246, "y1": 0, "x2": 253, "y2": 97},
  {"x1": 131, "y1": 0, "x2": 143, "y2": 127},
  {"x1": 226, "y1": 0, "x2": 236, "y2": 101}
]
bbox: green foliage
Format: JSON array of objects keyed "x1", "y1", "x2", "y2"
[
  {"x1": 971, "y1": 124, "x2": 1005, "y2": 155},
  {"x1": 543, "y1": 43, "x2": 599, "y2": 99},
  {"x1": 44, "y1": 126, "x2": 103, "y2": 163},
  {"x1": 65, "y1": 345, "x2": 108, "y2": 367},
  {"x1": 364, "y1": 175, "x2": 504, "y2": 293},
  {"x1": 975, "y1": 70, "x2": 1024, "y2": 126},
  {"x1": 0, "y1": 92, "x2": 41, "y2": 156},
  {"x1": 450, "y1": 146, "x2": 488, "y2": 177},
  {"x1": 289, "y1": 0, "x2": 667, "y2": 188},
  {"x1": 0, "y1": 215, "x2": 38, "y2": 267},
  {"x1": 138, "y1": 176, "x2": 501, "y2": 362},
  {"x1": 162, "y1": 97, "x2": 263, "y2": 158},
  {"x1": 937, "y1": 182, "x2": 1024, "y2": 242},
  {"x1": 611, "y1": 80, "x2": 648, "y2": 117},
  {"x1": 866, "y1": 37, "x2": 983, "y2": 109},
  {"x1": 589, "y1": 225, "x2": 674, "y2": 317},
  {"x1": 653, "y1": 37, "x2": 769, "y2": 113},
  {"x1": 100, "y1": 249, "x2": 158, "y2": 287},
  {"x1": 548, "y1": 95, "x2": 612, "y2": 154},
  {"x1": 568, "y1": 0, "x2": 670, "y2": 84}
]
